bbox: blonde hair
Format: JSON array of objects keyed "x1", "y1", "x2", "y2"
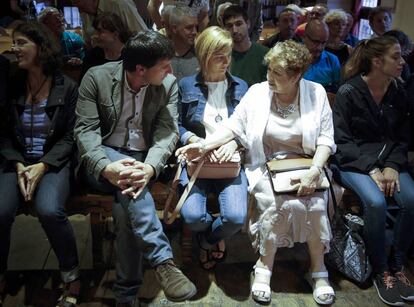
[
  {"x1": 195, "y1": 26, "x2": 233, "y2": 76},
  {"x1": 264, "y1": 40, "x2": 312, "y2": 77},
  {"x1": 324, "y1": 9, "x2": 347, "y2": 24}
]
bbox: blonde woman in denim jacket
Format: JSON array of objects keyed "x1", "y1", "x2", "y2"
[{"x1": 178, "y1": 26, "x2": 248, "y2": 270}]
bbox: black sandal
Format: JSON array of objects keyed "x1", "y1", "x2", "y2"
[
  {"x1": 211, "y1": 241, "x2": 227, "y2": 263},
  {"x1": 196, "y1": 233, "x2": 216, "y2": 270}
]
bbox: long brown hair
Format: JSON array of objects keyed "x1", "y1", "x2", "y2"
[{"x1": 343, "y1": 35, "x2": 399, "y2": 80}]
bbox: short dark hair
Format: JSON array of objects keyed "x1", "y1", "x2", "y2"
[
  {"x1": 13, "y1": 21, "x2": 61, "y2": 76},
  {"x1": 222, "y1": 5, "x2": 248, "y2": 25},
  {"x1": 122, "y1": 30, "x2": 174, "y2": 72},
  {"x1": 368, "y1": 7, "x2": 392, "y2": 23},
  {"x1": 93, "y1": 12, "x2": 131, "y2": 44}
]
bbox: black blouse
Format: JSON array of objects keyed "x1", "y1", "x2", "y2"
[{"x1": 332, "y1": 75, "x2": 410, "y2": 173}]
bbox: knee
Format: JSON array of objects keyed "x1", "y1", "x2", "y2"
[
  {"x1": 221, "y1": 211, "x2": 246, "y2": 229},
  {"x1": 364, "y1": 194, "x2": 387, "y2": 215},
  {"x1": 36, "y1": 202, "x2": 66, "y2": 223},
  {"x1": 181, "y1": 209, "x2": 210, "y2": 232}
]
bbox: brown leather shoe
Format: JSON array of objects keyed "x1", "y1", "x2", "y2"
[{"x1": 155, "y1": 259, "x2": 196, "y2": 302}]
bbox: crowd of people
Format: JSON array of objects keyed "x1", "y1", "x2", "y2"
[{"x1": 0, "y1": 1, "x2": 413, "y2": 307}]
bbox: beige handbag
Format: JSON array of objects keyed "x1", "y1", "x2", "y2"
[{"x1": 266, "y1": 151, "x2": 329, "y2": 194}]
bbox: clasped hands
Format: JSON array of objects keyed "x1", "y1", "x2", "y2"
[
  {"x1": 370, "y1": 167, "x2": 400, "y2": 197},
  {"x1": 102, "y1": 158, "x2": 154, "y2": 199},
  {"x1": 16, "y1": 162, "x2": 49, "y2": 202}
]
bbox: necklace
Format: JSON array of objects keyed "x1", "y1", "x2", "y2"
[
  {"x1": 275, "y1": 102, "x2": 296, "y2": 118},
  {"x1": 27, "y1": 77, "x2": 48, "y2": 104},
  {"x1": 207, "y1": 79, "x2": 227, "y2": 123},
  {"x1": 26, "y1": 76, "x2": 48, "y2": 152},
  {"x1": 272, "y1": 91, "x2": 299, "y2": 119}
]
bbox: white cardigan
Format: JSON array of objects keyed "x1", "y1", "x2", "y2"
[{"x1": 224, "y1": 79, "x2": 336, "y2": 191}]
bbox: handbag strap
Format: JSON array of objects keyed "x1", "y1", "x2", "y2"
[
  {"x1": 323, "y1": 167, "x2": 340, "y2": 223},
  {"x1": 163, "y1": 158, "x2": 205, "y2": 224}
]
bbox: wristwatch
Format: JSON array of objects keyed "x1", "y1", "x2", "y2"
[
  {"x1": 310, "y1": 165, "x2": 323, "y2": 174},
  {"x1": 369, "y1": 168, "x2": 381, "y2": 175}
]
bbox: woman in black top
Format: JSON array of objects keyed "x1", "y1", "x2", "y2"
[
  {"x1": 0, "y1": 22, "x2": 80, "y2": 306},
  {"x1": 332, "y1": 36, "x2": 414, "y2": 306}
]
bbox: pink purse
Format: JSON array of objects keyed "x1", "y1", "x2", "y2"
[
  {"x1": 187, "y1": 152, "x2": 241, "y2": 179},
  {"x1": 163, "y1": 151, "x2": 241, "y2": 224}
]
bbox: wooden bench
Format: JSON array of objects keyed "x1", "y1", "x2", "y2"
[{"x1": 16, "y1": 180, "x2": 178, "y2": 267}]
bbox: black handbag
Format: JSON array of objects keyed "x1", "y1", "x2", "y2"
[{"x1": 325, "y1": 171, "x2": 372, "y2": 284}]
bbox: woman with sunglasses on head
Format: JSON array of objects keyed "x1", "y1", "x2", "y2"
[
  {"x1": 332, "y1": 36, "x2": 414, "y2": 306},
  {"x1": 177, "y1": 26, "x2": 249, "y2": 271},
  {"x1": 0, "y1": 22, "x2": 80, "y2": 307}
]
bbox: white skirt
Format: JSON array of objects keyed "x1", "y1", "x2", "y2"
[{"x1": 249, "y1": 172, "x2": 332, "y2": 256}]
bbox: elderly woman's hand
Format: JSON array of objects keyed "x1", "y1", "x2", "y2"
[
  {"x1": 175, "y1": 142, "x2": 205, "y2": 163},
  {"x1": 211, "y1": 140, "x2": 238, "y2": 163},
  {"x1": 291, "y1": 168, "x2": 321, "y2": 197}
]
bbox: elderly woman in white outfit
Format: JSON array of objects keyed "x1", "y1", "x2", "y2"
[{"x1": 176, "y1": 40, "x2": 336, "y2": 305}]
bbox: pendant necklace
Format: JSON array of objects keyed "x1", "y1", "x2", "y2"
[
  {"x1": 27, "y1": 76, "x2": 48, "y2": 151},
  {"x1": 273, "y1": 92, "x2": 298, "y2": 119}
]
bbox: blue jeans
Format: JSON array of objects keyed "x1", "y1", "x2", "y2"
[
  {"x1": 331, "y1": 164, "x2": 414, "y2": 273},
  {"x1": 84, "y1": 146, "x2": 173, "y2": 303},
  {"x1": 0, "y1": 163, "x2": 79, "y2": 283},
  {"x1": 179, "y1": 166, "x2": 248, "y2": 246}
]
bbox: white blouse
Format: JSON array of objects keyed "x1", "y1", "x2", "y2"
[
  {"x1": 203, "y1": 79, "x2": 229, "y2": 137},
  {"x1": 223, "y1": 79, "x2": 336, "y2": 191}
]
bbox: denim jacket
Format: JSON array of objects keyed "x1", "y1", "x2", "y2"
[{"x1": 178, "y1": 72, "x2": 248, "y2": 145}]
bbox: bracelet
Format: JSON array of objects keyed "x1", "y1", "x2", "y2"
[
  {"x1": 198, "y1": 140, "x2": 207, "y2": 155},
  {"x1": 369, "y1": 168, "x2": 381, "y2": 175},
  {"x1": 310, "y1": 165, "x2": 323, "y2": 174}
]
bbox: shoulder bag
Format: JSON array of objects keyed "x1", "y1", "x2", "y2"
[{"x1": 265, "y1": 151, "x2": 329, "y2": 194}]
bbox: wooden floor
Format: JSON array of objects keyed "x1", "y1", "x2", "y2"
[{"x1": 2, "y1": 214, "x2": 414, "y2": 307}]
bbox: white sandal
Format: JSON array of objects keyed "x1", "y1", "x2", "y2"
[
  {"x1": 306, "y1": 271, "x2": 335, "y2": 305},
  {"x1": 251, "y1": 266, "x2": 272, "y2": 303}
]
